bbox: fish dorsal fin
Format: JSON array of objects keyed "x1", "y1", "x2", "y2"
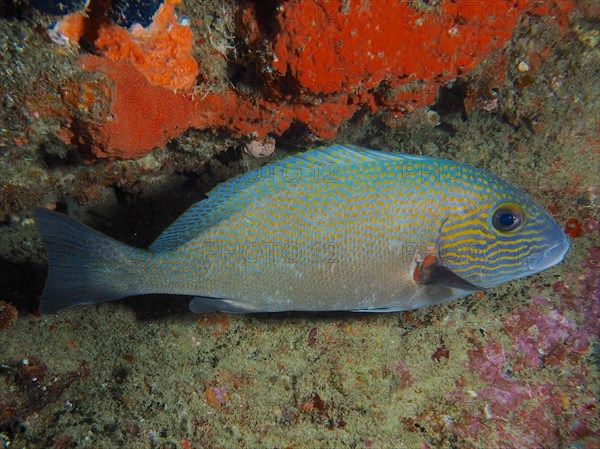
[{"x1": 149, "y1": 145, "x2": 425, "y2": 252}]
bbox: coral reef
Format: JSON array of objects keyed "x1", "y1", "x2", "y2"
[
  {"x1": 0, "y1": 0, "x2": 597, "y2": 448},
  {"x1": 49, "y1": 12, "x2": 86, "y2": 47},
  {"x1": 442, "y1": 286, "x2": 598, "y2": 447},
  {"x1": 42, "y1": 0, "x2": 574, "y2": 159},
  {"x1": 269, "y1": 0, "x2": 518, "y2": 97},
  {"x1": 95, "y1": 1, "x2": 199, "y2": 91}
]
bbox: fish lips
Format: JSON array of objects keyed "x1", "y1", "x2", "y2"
[{"x1": 524, "y1": 228, "x2": 571, "y2": 273}]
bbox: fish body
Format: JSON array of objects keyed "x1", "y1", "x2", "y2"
[{"x1": 35, "y1": 145, "x2": 570, "y2": 314}]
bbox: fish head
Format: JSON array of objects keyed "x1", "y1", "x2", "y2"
[{"x1": 437, "y1": 177, "x2": 570, "y2": 290}]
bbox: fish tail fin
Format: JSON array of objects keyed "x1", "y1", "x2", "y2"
[{"x1": 34, "y1": 208, "x2": 151, "y2": 314}]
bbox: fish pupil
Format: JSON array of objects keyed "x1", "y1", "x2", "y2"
[
  {"x1": 499, "y1": 212, "x2": 517, "y2": 227},
  {"x1": 492, "y1": 205, "x2": 523, "y2": 232}
]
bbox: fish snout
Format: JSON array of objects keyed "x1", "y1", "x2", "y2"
[{"x1": 525, "y1": 227, "x2": 571, "y2": 272}]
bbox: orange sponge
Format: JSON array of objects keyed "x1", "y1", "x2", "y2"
[{"x1": 95, "y1": 1, "x2": 199, "y2": 91}]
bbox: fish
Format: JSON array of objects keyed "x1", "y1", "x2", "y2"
[{"x1": 34, "y1": 145, "x2": 570, "y2": 314}]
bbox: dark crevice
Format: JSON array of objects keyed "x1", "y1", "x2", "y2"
[{"x1": 431, "y1": 82, "x2": 468, "y2": 118}]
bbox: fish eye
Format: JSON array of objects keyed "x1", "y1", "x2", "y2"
[{"x1": 492, "y1": 203, "x2": 524, "y2": 233}]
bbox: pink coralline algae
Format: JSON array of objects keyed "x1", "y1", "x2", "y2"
[
  {"x1": 446, "y1": 256, "x2": 599, "y2": 447},
  {"x1": 205, "y1": 384, "x2": 230, "y2": 410},
  {"x1": 502, "y1": 298, "x2": 579, "y2": 370},
  {"x1": 448, "y1": 337, "x2": 598, "y2": 447},
  {"x1": 394, "y1": 361, "x2": 414, "y2": 392},
  {"x1": 448, "y1": 276, "x2": 600, "y2": 449}
]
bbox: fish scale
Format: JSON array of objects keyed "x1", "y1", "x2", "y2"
[{"x1": 34, "y1": 145, "x2": 570, "y2": 314}]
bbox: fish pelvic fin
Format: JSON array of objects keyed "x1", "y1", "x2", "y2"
[
  {"x1": 34, "y1": 208, "x2": 152, "y2": 314},
  {"x1": 189, "y1": 297, "x2": 264, "y2": 313}
]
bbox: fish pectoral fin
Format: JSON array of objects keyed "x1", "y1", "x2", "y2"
[
  {"x1": 413, "y1": 256, "x2": 486, "y2": 292},
  {"x1": 189, "y1": 297, "x2": 259, "y2": 314}
]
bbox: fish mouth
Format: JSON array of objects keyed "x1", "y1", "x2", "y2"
[{"x1": 526, "y1": 227, "x2": 571, "y2": 272}]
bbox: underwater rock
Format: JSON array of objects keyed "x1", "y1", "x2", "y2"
[
  {"x1": 31, "y1": 0, "x2": 88, "y2": 15},
  {"x1": 0, "y1": 301, "x2": 18, "y2": 332},
  {"x1": 110, "y1": 0, "x2": 162, "y2": 28}
]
